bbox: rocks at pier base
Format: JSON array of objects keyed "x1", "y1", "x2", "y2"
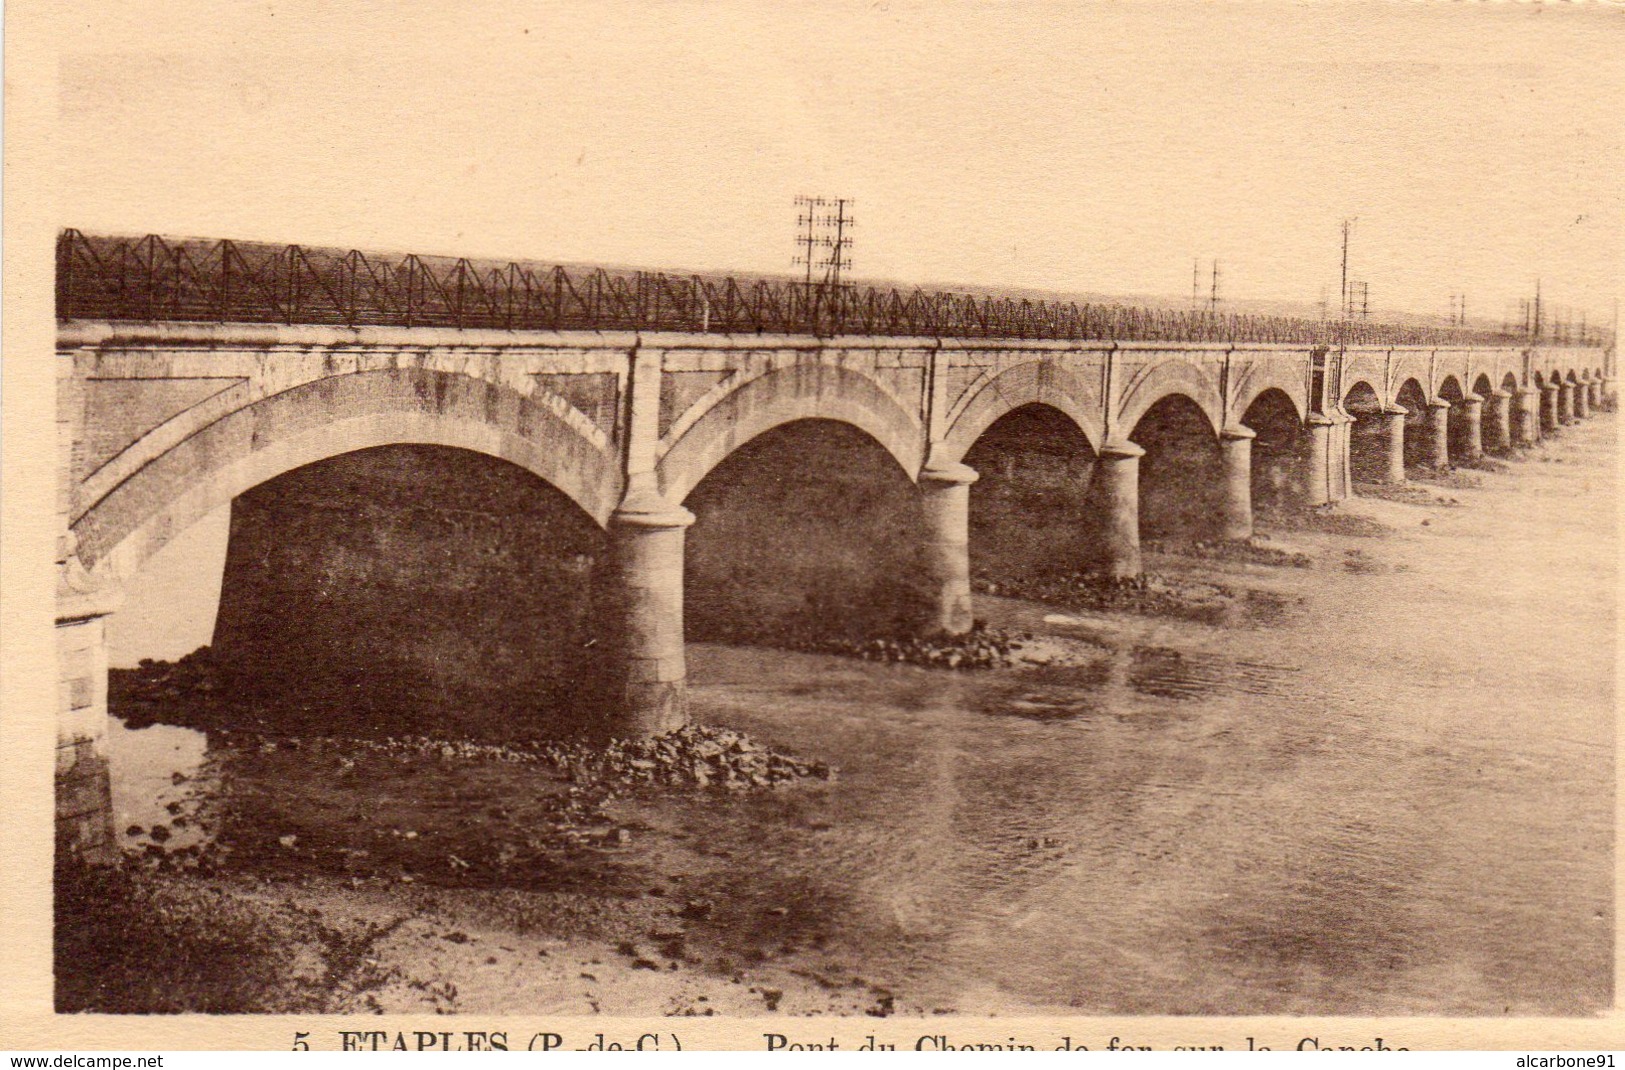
[{"x1": 776, "y1": 621, "x2": 1028, "y2": 671}]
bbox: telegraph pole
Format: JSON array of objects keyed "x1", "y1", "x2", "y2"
[
  {"x1": 1340, "y1": 222, "x2": 1349, "y2": 315},
  {"x1": 794, "y1": 195, "x2": 823, "y2": 294},
  {"x1": 791, "y1": 195, "x2": 854, "y2": 335}
]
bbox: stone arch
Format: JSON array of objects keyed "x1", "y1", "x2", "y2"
[
  {"x1": 78, "y1": 367, "x2": 619, "y2": 581},
  {"x1": 940, "y1": 360, "x2": 1101, "y2": 465},
  {"x1": 1472, "y1": 373, "x2": 1496, "y2": 399},
  {"x1": 1115, "y1": 357, "x2": 1225, "y2": 442},
  {"x1": 1502, "y1": 372, "x2": 1520, "y2": 392},
  {"x1": 658, "y1": 363, "x2": 924, "y2": 505},
  {"x1": 1341, "y1": 354, "x2": 1387, "y2": 407},
  {"x1": 1230, "y1": 369, "x2": 1308, "y2": 427},
  {"x1": 1533, "y1": 370, "x2": 1547, "y2": 389},
  {"x1": 1438, "y1": 375, "x2": 1465, "y2": 402},
  {"x1": 1342, "y1": 377, "x2": 1384, "y2": 408},
  {"x1": 1388, "y1": 353, "x2": 1432, "y2": 405}
]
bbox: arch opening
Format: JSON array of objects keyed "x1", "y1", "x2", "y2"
[
  {"x1": 1129, "y1": 394, "x2": 1222, "y2": 544},
  {"x1": 683, "y1": 418, "x2": 932, "y2": 646},
  {"x1": 1438, "y1": 376, "x2": 1474, "y2": 462},
  {"x1": 1240, "y1": 388, "x2": 1306, "y2": 519},
  {"x1": 1343, "y1": 381, "x2": 1388, "y2": 483},
  {"x1": 112, "y1": 444, "x2": 614, "y2": 742},
  {"x1": 1394, "y1": 379, "x2": 1431, "y2": 470},
  {"x1": 1501, "y1": 372, "x2": 1528, "y2": 438},
  {"x1": 962, "y1": 403, "x2": 1100, "y2": 586}
]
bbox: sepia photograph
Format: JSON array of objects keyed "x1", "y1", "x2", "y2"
[{"x1": 6, "y1": 0, "x2": 1621, "y2": 1047}]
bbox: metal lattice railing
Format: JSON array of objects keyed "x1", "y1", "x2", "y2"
[{"x1": 56, "y1": 230, "x2": 1601, "y2": 348}]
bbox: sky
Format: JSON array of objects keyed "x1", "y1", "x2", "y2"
[{"x1": 52, "y1": 0, "x2": 1624, "y2": 329}]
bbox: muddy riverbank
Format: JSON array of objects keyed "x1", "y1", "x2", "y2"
[{"x1": 59, "y1": 417, "x2": 1614, "y2": 1016}]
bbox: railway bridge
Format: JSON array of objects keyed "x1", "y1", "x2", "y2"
[{"x1": 53, "y1": 232, "x2": 1615, "y2": 861}]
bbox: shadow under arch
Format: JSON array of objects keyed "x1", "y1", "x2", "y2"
[
  {"x1": 682, "y1": 417, "x2": 933, "y2": 645},
  {"x1": 1239, "y1": 387, "x2": 1306, "y2": 518},
  {"x1": 961, "y1": 402, "x2": 1101, "y2": 584},
  {"x1": 1344, "y1": 380, "x2": 1388, "y2": 483},
  {"x1": 123, "y1": 442, "x2": 616, "y2": 742},
  {"x1": 1437, "y1": 375, "x2": 1474, "y2": 461},
  {"x1": 1128, "y1": 392, "x2": 1222, "y2": 544},
  {"x1": 1394, "y1": 378, "x2": 1431, "y2": 470}
]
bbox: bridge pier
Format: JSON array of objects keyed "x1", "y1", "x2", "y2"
[
  {"x1": 1483, "y1": 390, "x2": 1511, "y2": 453},
  {"x1": 918, "y1": 459, "x2": 979, "y2": 635},
  {"x1": 55, "y1": 535, "x2": 120, "y2": 866},
  {"x1": 1426, "y1": 399, "x2": 1451, "y2": 469},
  {"x1": 1540, "y1": 384, "x2": 1559, "y2": 436},
  {"x1": 1557, "y1": 381, "x2": 1574, "y2": 424},
  {"x1": 1096, "y1": 441, "x2": 1144, "y2": 580},
  {"x1": 606, "y1": 482, "x2": 695, "y2": 738},
  {"x1": 1218, "y1": 425, "x2": 1254, "y2": 541},
  {"x1": 1573, "y1": 382, "x2": 1589, "y2": 420},
  {"x1": 1380, "y1": 406, "x2": 1408, "y2": 484},
  {"x1": 1586, "y1": 381, "x2": 1600, "y2": 413},
  {"x1": 1455, "y1": 395, "x2": 1483, "y2": 462}
]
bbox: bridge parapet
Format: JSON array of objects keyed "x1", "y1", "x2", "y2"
[{"x1": 60, "y1": 230, "x2": 1571, "y2": 349}]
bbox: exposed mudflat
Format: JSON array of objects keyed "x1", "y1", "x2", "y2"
[{"x1": 60, "y1": 418, "x2": 1614, "y2": 1016}]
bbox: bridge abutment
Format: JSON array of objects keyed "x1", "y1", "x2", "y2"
[
  {"x1": 918, "y1": 459, "x2": 979, "y2": 635},
  {"x1": 55, "y1": 536, "x2": 120, "y2": 866},
  {"x1": 1218, "y1": 426, "x2": 1255, "y2": 541},
  {"x1": 1096, "y1": 441, "x2": 1144, "y2": 580}
]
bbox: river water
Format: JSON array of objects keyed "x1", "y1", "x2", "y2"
[{"x1": 102, "y1": 418, "x2": 1614, "y2": 1016}]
